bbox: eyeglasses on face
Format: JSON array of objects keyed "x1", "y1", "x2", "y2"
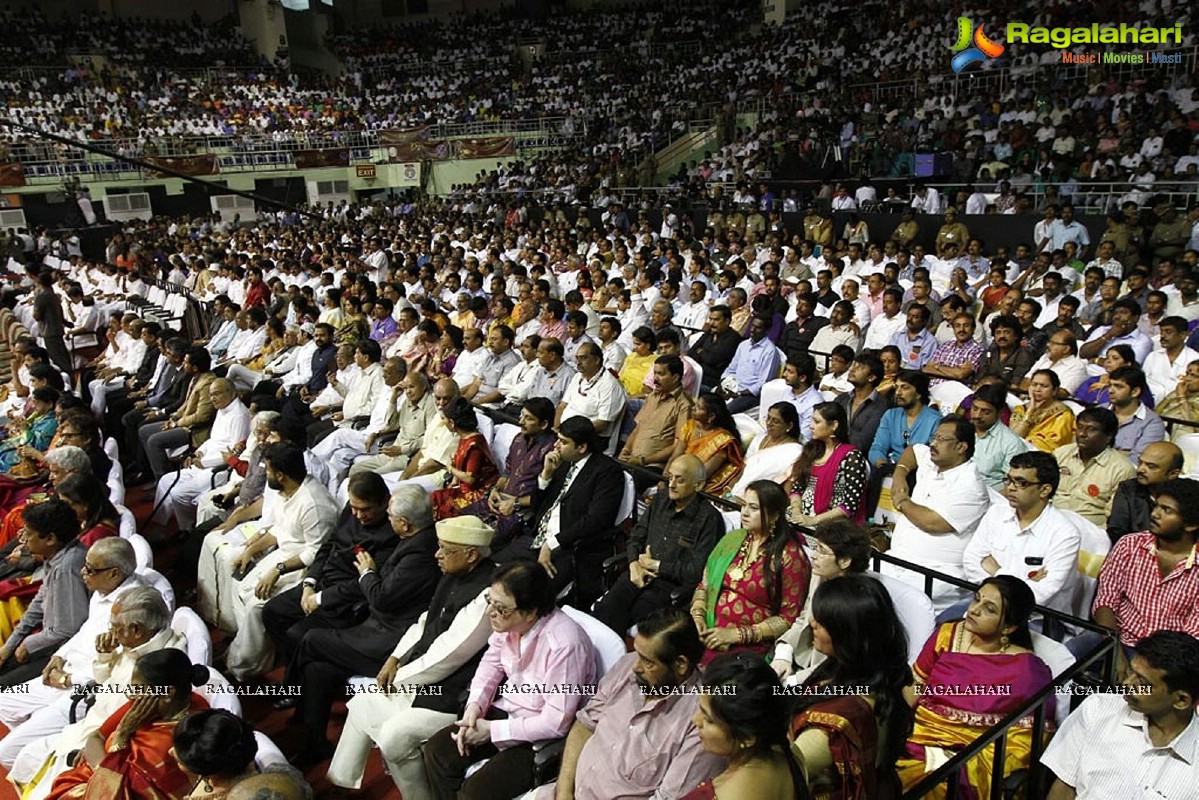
[
  {"x1": 1001, "y1": 475, "x2": 1041, "y2": 489},
  {"x1": 483, "y1": 592, "x2": 516, "y2": 617},
  {"x1": 82, "y1": 564, "x2": 118, "y2": 576}
]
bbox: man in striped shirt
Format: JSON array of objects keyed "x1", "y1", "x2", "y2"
[{"x1": 1043, "y1": 630, "x2": 1199, "y2": 799}]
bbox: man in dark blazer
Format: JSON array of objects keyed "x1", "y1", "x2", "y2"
[
  {"x1": 281, "y1": 483, "x2": 440, "y2": 767},
  {"x1": 118, "y1": 338, "x2": 190, "y2": 471},
  {"x1": 494, "y1": 416, "x2": 626, "y2": 607}
]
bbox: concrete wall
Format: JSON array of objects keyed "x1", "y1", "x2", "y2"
[{"x1": 238, "y1": 0, "x2": 290, "y2": 61}]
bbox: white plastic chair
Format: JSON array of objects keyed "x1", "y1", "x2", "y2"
[
  {"x1": 126, "y1": 532, "x2": 152, "y2": 571},
  {"x1": 1176, "y1": 433, "x2": 1199, "y2": 476},
  {"x1": 1031, "y1": 630, "x2": 1076, "y2": 726},
  {"x1": 561, "y1": 606, "x2": 625, "y2": 676},
  {"x1": 1058, "y1": 508, "x2": 1111, "y2": 622},
  {"x1": 491, "y1": 423, "x2": 520, "y2": 474},
  {"x1": 139, "y1": 568, "x2": 176, "y2": 612},
  {"x1": 685, "y1": 356, "x2": 702, "y2": 398},
  {"x1": 615, "y1": 472, "x2": 636, "y2": 526},
  {"x1": 172, "y1": 606, "x2": 212, "y2": 666},
  {"x1": 929, "y1": 380, "x2": 972, "y2": 414},
  {"x1": 117, "y1": 505, "x2": 137, "y2": 538},
  {"x1": 874, "y1": 572, "x2": 937, "y2": 665},
  {"x1": 199, "y1": 668, "x2": 243, "y2": 716}
]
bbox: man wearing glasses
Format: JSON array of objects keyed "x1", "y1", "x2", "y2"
[
  {"x1": 883, "y1": 415, "x2": 991, "y2": 611},
  {"x1": 961, "y1": 452, "x2": 1082, "y2": 617}
]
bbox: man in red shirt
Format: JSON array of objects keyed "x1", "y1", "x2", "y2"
[{"x1": 1072, "y1": 478, "x2": 1199, "y2": 679}]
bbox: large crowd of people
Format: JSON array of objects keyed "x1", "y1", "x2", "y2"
[
  {"x1": 0, "y1": 162, "x2": 1197, "y2": 797},
  {"x1": 0, "y1": 0, "x2": 1198, "y2": 798}
]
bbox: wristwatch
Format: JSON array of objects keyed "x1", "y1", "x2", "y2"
[{"x1": 275, "y1": 562, "x2": 288, "y2": 574}]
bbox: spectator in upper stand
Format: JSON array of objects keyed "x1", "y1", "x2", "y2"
[
  {"x1": 888, "y1": 304, "x2": 938, "y2": 370},
  {"x1": 689, "y1": 305, "x2": 741, "y2": 392},
  {"x1": 1015, "y1": 298, "x2": 1049, "y2": 359},
  {"x1": 1053, "y1": 407, "x2": 1136, "y2": 527},
  {"x1": 862, "y1": 287, "x2": 906, "y2": 352},
  {"x1": 977, "y1": 313, "x2": 1035, "y2": 387},
  {"x1": 1105, "y1": 366, "x2": 1166, "y2": 465},
  {"x1": 778, "y1": 293, "x2": 827, "y2": 363},
  {"x1": 1144, "y1": 315, "x2": 1199, "y2": 402},
  {"x1": 1108, "y1": 441, "x2": 1184, "y2": 543},
  {"x1": 1080, "y1": 297, "x2": 1154, "y2": 363},
  {"x1": 720, "y1": 314, "x2": 783, "y2": 414},
  {"x1": 1049, "y1": 204, "x2": 1091, "y2": 260},
  {"x1": 923, "y1": 314, "x2": 984, "y2": 386},
  {"x1": 968, "y1": 382, "x2": 1027, "y2": 491}
]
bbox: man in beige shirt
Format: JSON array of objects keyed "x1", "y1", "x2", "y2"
[{"x1": 1053, "y1": 407, "x2": 1135, "y2": 526}]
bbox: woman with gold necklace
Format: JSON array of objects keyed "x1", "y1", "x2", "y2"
[
  {"x1": 896, "y1": 576, "x2": 1054, "y2": 800},
  {"x1": 691, "y1": 480, "x2": 810, "y2": 666}
]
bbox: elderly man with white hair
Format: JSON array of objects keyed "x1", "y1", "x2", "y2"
[
  {"x1": 9, "y1": 586, "x2": 186, "y2": 800},
  {"x1": 150, "y1": 377, "x2": 250, "y2": 533},
  {"x1": 0, "y1": 539, "x2": 143, "y2": 767},
  {"x1": 325, "y1": 513, "x2": 496, "y2": 796},
  {"x1": 227, "y1": 323, "x2": 302, "y2": 393}
]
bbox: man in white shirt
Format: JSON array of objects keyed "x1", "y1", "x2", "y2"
[
  {"x1": 961, "y1": 451, "x2": 1081, "y2": 615},
  {"x1": 0, "y1": 539, "x2": 145, "y2": 767},
  {"x1": 882, "y1": 415, "x2": 991, "y2": 610},
  {"x1": 309, "y1": 356, "x2": 406, "y2": 492},
  {"x1": 1143, "y1": 315, "x2": 1199, "y2": 401},
  {"x1": 557, "y1": 342, "x2": 627, "y2": 456},
  {"x1": 1042, "y1": 630, "x2": 1199, "y2": 800},
  {"x1": 862, "y1": 288, "x2": 907, "y2": 351},
  {"x1": 151, "y1": 378, "x2": 250, "y2": 532},
  {"x1": 451, "y1": 327, "x2": 489, "y2": 390},
  {"x1": 1028, "y1": 331, "x2": 1090, "y2": 396}
]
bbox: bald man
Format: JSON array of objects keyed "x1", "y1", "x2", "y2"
[
  {"x1": 228, "y1": 765, "x2": 312, "y2": 800},
  {"x1": 592, "y1": 455, "x2": 725, "y2": 634},
  {"x1": 150, "y1": 377, "x2": 250, "y2": 532},
  {"x1": 1108, "y1": 441, "x2": 1184, "y2": 542}
]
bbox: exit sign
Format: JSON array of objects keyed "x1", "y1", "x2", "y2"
[{"x1": 356, "y1": 165, "x2": 377, "y2": 179}]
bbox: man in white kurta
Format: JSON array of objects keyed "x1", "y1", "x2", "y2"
[
  {"x1": 310, "y1": 356, "x2": 405, "y2": 492},
  {"x1": 10, "y1": 587, "x2": 186, "y2": 800},
  {"x1": 0, "y1": 540, "x2": 145, "y2": 767},
  {"x1": 151, "y1": 379, "x2": 251, "y2": 532},
  {"x1": 557, "y1": 342, "x2": 627, "y2": 455},
  {"x1": 225, "y1": 445, "x2": 340, "y2": 681},
  {"x1": 881, "y1": 417, "x2": 991, "y2": 610}
]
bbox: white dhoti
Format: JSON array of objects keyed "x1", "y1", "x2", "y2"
[
  {"x1": 196, "y1": 483, "x2": 235, "y2": 527},
  {"x1": 225, "y1": 548, "x2": 303, "y2": 681},
  {"x1": 88, "y1": 376, "x2": 125, "y2": 417},
  {"x1": 197, "y1": 525, "x2": 255, "y2": 633},
  {"x1": 311, "y1": 427, "x2": 372, "y2": 493},
  {"x1": 226, "y1": 365, "x2": 263, "y2": 393},
  {"x1": 326, "y1": 689, "x2": 454, "y2": 797},
  {"x1": 152, "y1": 468, "x2": 227, "y2": 531},
  {"x1": 0, "y1": 677, "x2": 77, "y2": 769}
]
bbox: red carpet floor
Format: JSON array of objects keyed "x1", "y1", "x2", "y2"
[{"x1": 0, "y1": 482, "x2": 401, "y2": 799}]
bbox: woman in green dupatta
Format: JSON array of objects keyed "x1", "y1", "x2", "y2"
[{"x1": 690, "y1": 479, "x2": 810, "y2": 667}]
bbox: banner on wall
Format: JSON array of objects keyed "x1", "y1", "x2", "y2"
[
  {"x1": 456, "y1": 137, "x2": 516, "y2": 159},
  {"x1": 0, "y1": 164, "x2": 25, "y2": 188},
  {"x1": 379, "y1": 126, "x2": 433, "y2": 146},
  {"x1": 294, "y1": 149, "x2": 350, "y2": 169},
  {"x1": 385, "y1": 141, "x2": 451, "y2": 162},
  {"x1": 143, "y1": 155, "x2": 218, "y2": 177}
]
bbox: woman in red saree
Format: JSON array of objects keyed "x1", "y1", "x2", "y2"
[
  {"x1": 56, "y1": 472, "x2": 121, "y2": 546},
  {"x1": 47, "y1": 649, "x2": 211, "y2": 800},
  {"x1": 690, "y1": 480, "x2": 810, "y2": 666},
  {"x1": 430, "y1": 397, "x2": 499, "y2": 521},
  {"x1": 783, "y1": 402, "x2": 869, "y2": 527},
  {"x1": 790, "y1": 575, "x2": 913, "y2": 800},
  {"x1": 896, "y1": 576, "x2": 1054, "y2": 800}
]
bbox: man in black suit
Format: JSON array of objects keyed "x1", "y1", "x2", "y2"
[
  {"x1": 117, "y1": 337, "x2": 190, "y2": 468},
  {"x1": 494, "y1": 416, "x2": 626, "y2": 607},
  {"x1": 281, "y1": 483, "x2": 440, "y2": 767}
]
